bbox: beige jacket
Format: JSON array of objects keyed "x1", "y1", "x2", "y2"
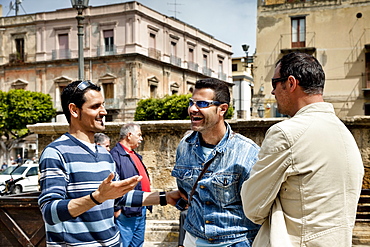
[{"x1": 241, "y1": 102, "x2": 364, "y2": 247}]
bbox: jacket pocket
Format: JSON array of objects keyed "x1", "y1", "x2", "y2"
[{"x1": 212, "y1": 173, "x2": 240, "y2": 206}]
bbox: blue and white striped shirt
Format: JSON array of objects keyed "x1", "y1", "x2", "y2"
[{"x1": 38, "y1": 133, "x2": 121, "y2": 247}]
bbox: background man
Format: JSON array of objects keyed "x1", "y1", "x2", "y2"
[
  {"x1": 241, "y1": 52, "x2": 364, "y2": 246},
  {"x1": 172, "y1": 78, "x2": 260, "y2": 246},
  {"x1": 38, "y1": 80, "x2": 142, "y2": 246},
  {"x1": 15, "y1": 154, "x2": 22, "y2": 164},
  {"x1": 95, "y1": 132, "x2": 111, "y2": 151},
  {"x1": 110, "y1": 123, "x2": 150, "y2": 247},
  {"x1": 111, "y1": 123, "x2": 182, "y2": 247}
]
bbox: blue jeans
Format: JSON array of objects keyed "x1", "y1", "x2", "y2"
[{"x1": 115, "y1": 207, "x2": 146, "y2": 247}]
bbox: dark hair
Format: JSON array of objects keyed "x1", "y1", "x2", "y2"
[
  {"x1": 61, "y1": 80, "x2": 101, "y2": 123},
  {"x1": 277, "y1": 52, "x2": 325, "y2": 94},
  {"x1": 194, "y1": 78, "x2": 230, "y2": 105}
]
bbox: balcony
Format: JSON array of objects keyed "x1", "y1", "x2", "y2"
[
  {"x1": 9, "y1": 53, "x2": 27, "y2": 64},
  {"x1": 52, "y1": 49, "x2": 71, "y2": 60},
  {"x1": 218, "y1": 72, "x2": 227, "y2": 81},
  {"x1": 202, "y1": 67, "x2": 212, "y2": 77},
  {"x1": 170, "y1": 55, "x2": 182, "y2": 67},
  {"x1": 97, "y1": 45, "x2": 117, "y2": 56},
  {"x1": 187, "y1": 62, "x2": 199, "y2": 72},
  {"x1": 105, "y1": 98, "x2": 120, "y2": 110},
  {"x1": 148, "y1": 48, "x2": 161, "y2": 60}
]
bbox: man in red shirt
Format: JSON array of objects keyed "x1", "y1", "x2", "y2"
[{"x1": 110, "y1": 123, "x2": 163, "y2": 247}]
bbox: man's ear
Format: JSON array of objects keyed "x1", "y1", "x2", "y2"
[
  {"x1": 288, "y1": 75, "x2": 298, "y2": 92},
  {"x1": 69, "y1": 103, "x2": 79, "y2": 118},
  {"x1": 219, "y1": 104, "x2": 228, "y2": 117}
]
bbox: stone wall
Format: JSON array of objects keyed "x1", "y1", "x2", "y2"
[{"x1": 28, "y1": 117, "x2": 370, "y2": 220}]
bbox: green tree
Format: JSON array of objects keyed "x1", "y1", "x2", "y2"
[
  {"x1": 0, "y1": 89, "x2": 56, "y2": 153},
  {"x1": 134, "y1": 94, "x2": 234, "y2": 120}
]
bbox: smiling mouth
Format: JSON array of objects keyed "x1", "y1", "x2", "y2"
[
  {"x1": 191, "y1": 115, "x2": 203, "y2": 122},
  {"x1": 96, "y1": 118, "x2": 105, "y2": 126}
]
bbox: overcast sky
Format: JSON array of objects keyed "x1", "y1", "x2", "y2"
[{"x1": 0, "y1": 0, "x2": 257, "y2": 57}]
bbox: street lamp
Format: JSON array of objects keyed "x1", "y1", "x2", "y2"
[
  {"x1": 71, "y1": 0, "x2": 89, "y2": 80},
  {"x1": 242, "y1": 44, "x2": 249, "y2": 69}
]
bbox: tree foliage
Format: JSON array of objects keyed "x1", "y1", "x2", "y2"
[
  {"x1": 0, "y1": 89, "x2": 56, "y2": 141},
  {"x1": 134, "y1": 94, "x2": 234, "y2": 120}
]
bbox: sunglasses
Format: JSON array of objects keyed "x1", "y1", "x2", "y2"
[
  {"x1": 271, "y1": 77, "x2": 288, "y2": 89},
  {"x1": 68, "y1": 80, "x2": 96, "y2": 105},
  {"x1": 189, "y1": 98, "x2": 222, "y2": 108}
]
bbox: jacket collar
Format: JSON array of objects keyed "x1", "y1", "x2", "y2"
[{"x1": 185, "y1": 121, "x2": 233, "y2": 154}]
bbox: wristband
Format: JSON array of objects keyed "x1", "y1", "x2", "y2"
[
  {"x1": 159, "y1": 191, "x2": 167, "y2": 206},
  {"x1": 90, "y1": 191, "x2": 102, "y2": 205}
]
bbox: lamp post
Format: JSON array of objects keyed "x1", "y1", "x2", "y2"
[
  {"x1": 242, "y1": 44, "x2": 249, "y2": 70},
  {"x1": 71, "y1": 0, "x2": 89, "y2": 81}
]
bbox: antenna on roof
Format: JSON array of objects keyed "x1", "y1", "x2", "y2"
[
  {"x1": 167, "y1": 0, "x2": 182, "y2": 19},
  {"x1": 8, "y1": 0, "x2": 26, "y2": 16}
]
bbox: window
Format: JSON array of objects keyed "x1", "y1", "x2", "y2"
[
  {"x1": 203, "y1": 54, "x2": 208, "y2": 68},
  {"x1": 188, "y1": 48, "x2": 194, "y2": 62},
  {"x1": 150, "y1": 85, "x2": 157, "y2": 98},
  {"x1": 291, "y1": 17, "x2": 306, "y2": 48},
  {"x1": 366, "y1": 52, "x2": 370, "y2": 88},
  {"x1": 149, "y1": 33, "x2": 156, "y2": 49},
  {"x1": 232, "y1": 64, "x2": 237, "y2": 71},
  {"x1": 15, "y1": 38, "x2": 24, "y2": 59},
  {"x1": 104, "y1": 30, "x2": 114, "y2": 53},
  {"x1": 218, "y1": 60, "x2": 223, "y2": 74},
  {"x1": 58, "y1": 34, "x2": 69, "y2": 59},
  {"x1": 171, "y1": 41, "x2": 177, "y2": 56},
  {"x1": 103, "y1": 83, "x2": 114, "y2": 99}
]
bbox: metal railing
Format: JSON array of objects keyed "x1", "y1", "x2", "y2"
[
  {"x1": 187, "y1": 62, "x2": 199, "y2": 72},
  {"x1": 52, "y1": 49, "x2": 71, "y2": 60},
  {"x1": 105, "y1": 98, "x2": 120, "y2": 109},
  {"x1": 170, "y1": 55, "x2": 182, "y2": 67},
  {"x1": 148, "y1": 48, "x2": 161, "y2": 60},
  {"x1": 9, "y1": 53, "x2": 27, "y2": 64},
  {"x1": 97, "y1": 45, "x2": 117, "y2": 56},
  {"x1": 202, "y1": 67, "x2": 212, "y2": 77}
]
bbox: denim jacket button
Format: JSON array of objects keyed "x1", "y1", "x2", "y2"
[
  {"x1": 208, "y1": 238, "x2": 215, "y2": 241},
  {"x1": 206, "y1": 201, "x2": 212, "y2": 205},
  {"x1": 200, "y1": 185, "x2": 205, "y2": 189},
  {"x1": 205, "y1": 220, "x2": 212, "y2": 224}
]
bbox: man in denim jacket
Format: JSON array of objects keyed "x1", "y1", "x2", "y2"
[{"x1": 172, "y1": 78, "x2": 260, "y2": 247}]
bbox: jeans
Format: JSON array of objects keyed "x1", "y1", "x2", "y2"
[{"x1": 116, "y1": 207, "x2": 147, "y2": 247}]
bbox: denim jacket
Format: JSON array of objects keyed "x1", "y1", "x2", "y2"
[{"x1": 171, "y1": 122, "x2": 261, "y2": 245}]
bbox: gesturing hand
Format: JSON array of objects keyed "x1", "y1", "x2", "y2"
[{"x1": 94, "y1": 173, "x2": 142, "y2": 203}]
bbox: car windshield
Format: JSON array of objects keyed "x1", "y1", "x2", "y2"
[
  {"x1": 11, "y1": 166, "x2": 27, "y2": 175},
  {"x1": 0, "y1": 166, "x2": 18, "y2": 175}
]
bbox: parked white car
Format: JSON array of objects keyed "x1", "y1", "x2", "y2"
[{"x1": 0, "y1": 163, "x2": 39, "y2": 194}]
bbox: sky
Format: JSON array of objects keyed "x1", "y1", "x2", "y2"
[{"x1": 0, "y1": 0, "x2": 257, "y2": 57}]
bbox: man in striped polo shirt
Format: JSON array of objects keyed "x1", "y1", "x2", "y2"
[{"x1": 38, "y1": 80, "x2": 143, "y2": 246}]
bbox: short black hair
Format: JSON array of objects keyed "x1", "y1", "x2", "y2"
[
  {"x1": 277, "y1": 52, "x2": 325, "y2": 95},
  {"x1": 194, "y1": 78, "x2": 230, "y2": 105},
  {"x1": 61, "y1": 80, "x2": 101, "y2": 123}
]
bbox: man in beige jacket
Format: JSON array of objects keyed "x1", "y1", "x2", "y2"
[{"x1": 241, "y1": 52, "x2": 364, "y2": 246}]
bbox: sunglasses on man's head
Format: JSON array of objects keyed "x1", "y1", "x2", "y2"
[
  {"x1": 71, "y1": 80, "x2": 95, "y2": 96},
  {"x1": 189, "y1": 98, "x2": 222, "y2": 108}
]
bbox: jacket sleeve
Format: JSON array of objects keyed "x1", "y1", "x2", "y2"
[
  {"x1": 241, "y1": 125, "x2": 295, "y2": 224},
  {"x1": 115, "y1": 190, "x2": 144, "y2": 207},
  {"x1": 38, "y1": 147, "x2": 73, "y2": 225}
]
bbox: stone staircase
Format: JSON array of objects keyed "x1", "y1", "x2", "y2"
[
  {"x1": 352, "y1": 222, "x2": 370, "y2": 246},
  {"x1": 143, "y1": 220, "x2": 370, "y2": 247},
  {"x1": 143, "y1": 220, "x2": 179, "y2": 247}
]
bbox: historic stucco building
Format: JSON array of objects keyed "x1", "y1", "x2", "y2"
[
  {"x1": 253, "y1": 0, "x2": 370, "y2": 118},
  {"x1": 0, "y1": 1, "x2": 233, "y2": 122},
  {"x1": 0, "y1": 1, "x2": 232, "y2": 162}
]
